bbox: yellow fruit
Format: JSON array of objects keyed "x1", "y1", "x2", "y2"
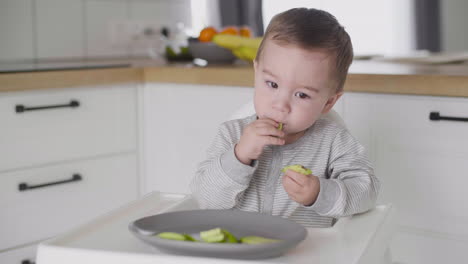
[
  {"x1": 281, "y1": 165, "x2": 312, "y2": 175},
  {"x1": 232, "y1": 46, "x2": 257, "y2": 61},
  {"x1": 212, "y1": 35, "x2": 262, "y2": 50}
]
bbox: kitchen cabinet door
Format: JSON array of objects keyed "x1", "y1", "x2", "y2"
[
  {"x1": 0, "y1": 153, "x2": 138, "y2": 250},
  {"x1": 344, "y1": 92, "x2": 468, "y2": 264},
  {"x1": 142, "y1": 83, "x2": 253, "y2": 194},
  {"x1": 0, "y1": 84, "x2": 137, "y2": 172},
  {"x1": 340, "y1": 93, "x2": 375, "y2": 162},
  {"x1": 372, "y1": 94, "x2": 468, "y2": 236},
  {"x1": 0, "y1": 243, "x2": 37, "y2": 264}
]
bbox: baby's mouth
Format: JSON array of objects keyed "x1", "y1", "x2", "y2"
[
  {"x1": 255, "y1": 116, "x2": 285, "y2": 129},
  {"x1": 278, "y1": 122, "x2": 284, "y2": 131}
]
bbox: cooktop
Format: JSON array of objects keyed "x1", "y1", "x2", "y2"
[{"x1": 0, "y1": 59, "x2": 132, "y2": 73}]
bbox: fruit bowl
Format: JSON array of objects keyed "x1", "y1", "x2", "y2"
[{"x1": 188, "y1": 40, "x2": 236, "y2": 64}]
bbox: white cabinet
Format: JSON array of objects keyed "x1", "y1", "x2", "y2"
[
  {"x1": 0, "y1": 243, "x2": 37, "y2": 264},
  {"x1": 0, "y1": 153, "x2": 137, "y2": 250},
  {"x1": 342, "y1": 92, "x2": 468, "y2": 264},
  {"x1": 0, "y1": 85, "x2": 137, "y2": 171},
  {"x1": 142, "y1": 83, "x2": 253, "y2": 194},
  {"x1": 341, "y1": 93, "x2": 374, "y2": 161},
  {"x1": 0, "y1": 84, "x2": 139, "y2": 257}
]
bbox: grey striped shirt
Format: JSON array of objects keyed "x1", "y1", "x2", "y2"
[{"x1": 190, "y1": 115, "x2": 380, "y2": 227}]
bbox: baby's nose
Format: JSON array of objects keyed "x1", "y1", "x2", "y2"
[{"x1": 272, "y1": 97, "x2": 290, "y2": 113}]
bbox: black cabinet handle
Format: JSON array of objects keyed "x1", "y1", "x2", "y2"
[
  {"x1": 21, "y1": 260, "x2": 35, "y2": 264},
  {"x1": 429, "y1": 112, "x2": 468, "y2": 122},
  {"x1": 18, "y1": 174, "x2": 82, "y2": 192},
  {"x1": 15, "y1": 100, "x2": 79, "y2": 113}
]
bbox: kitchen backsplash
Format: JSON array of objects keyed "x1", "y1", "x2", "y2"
[{"x1": 0, "y1": 0, "x2": 192, "y2": 61}]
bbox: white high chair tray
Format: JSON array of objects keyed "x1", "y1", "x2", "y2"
[{"x1": 36, "y1": 191, "x2": 394, "y2": 264}]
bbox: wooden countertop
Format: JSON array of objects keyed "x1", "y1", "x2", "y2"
[{"x1": 1, "y1": 60, "x2": 468, "y2": 97}]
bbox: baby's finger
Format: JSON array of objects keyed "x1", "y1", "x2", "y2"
[
  {"x1": 255, "y1": 118, "x2": 279, "y2": 128},
  {"x1": 256, "y1": 126, "x2": 285, "y2": 138},
  {"x1": 282, "y1": 175, "x2": 302, "y2": 193},
  {"x1": 284, "y1": 170, "x2": 309, "y2": 186},
  {"x1": 263, "y1": 135, "x2": 285, "y2": 146}
]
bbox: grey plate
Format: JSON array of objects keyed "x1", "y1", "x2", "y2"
[
  {"x1": 188, "y1": 42, "x2": 236, "y2": 64},
  {"x1": 128, "y1": 209, "x2": 307, "y2": 259}
]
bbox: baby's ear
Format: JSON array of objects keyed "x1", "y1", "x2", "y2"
[{"x1": 322, "y1": 92, "x2": 343, "y2": 114}]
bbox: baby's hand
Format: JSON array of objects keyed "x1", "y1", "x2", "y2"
[
  {"x1": 235, "y1": 118, "x2": 285, "y2": 165},
  {"x1": 282, "y1": 169, "x2": 320, "y2": 206}
]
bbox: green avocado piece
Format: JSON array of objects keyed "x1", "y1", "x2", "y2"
[
  {"x1": 278, "y1": 123, "x2": 283, "y2": 131},
  {"x1": 157, "y1": 232, "x2": 187, "y2": 241},
  {"x1": 281, "y1": 164, "x2": 312, "y2": 175},
  {"x1": 221, "y1": 229, "x2": 238, "y2": 243},
  {"x1": 240, "y1": 236, "x2": 281, "y2": 244},
  {"x1": 200, "y1": 228, "x2": 225, "y2": 243},
  {"x1": 157, "y1": 232, "x2": 197, "y2": 242},
  {"x1": 183, "y1": 234, "x2": 197, "y2": 241}
]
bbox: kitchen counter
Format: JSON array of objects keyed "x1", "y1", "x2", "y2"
[
  {"x1": 36, "y1": 192, "x2": 396, "y2": 264},
  {"x1": 1, "y1": 59, "x2": 468, "y2": 97},
  {"x1": 0, "y1": 59, "x2": 133, "y2": 73}
]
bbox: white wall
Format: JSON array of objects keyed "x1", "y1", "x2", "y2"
[
  {"x1": 0, "y1": 0, "x2": 192, "y2": 61},
  {"x1": 262, "y1": 0, "x2": 416, "y2": 56},
  {"x1": 0, "y1": 0, "x2": 35, "y2": 60}
]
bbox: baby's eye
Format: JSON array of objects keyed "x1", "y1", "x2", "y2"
[
  {"x1": 266, "y1": 81, "x2": 278, "y2": 89},
  {"x1": 295, "y1": 92, "x2": 309, "y2": 99}
]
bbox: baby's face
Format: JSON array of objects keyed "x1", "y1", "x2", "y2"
[{"x1": 253, "y1": 39, "x2": 342, "y2": 139}]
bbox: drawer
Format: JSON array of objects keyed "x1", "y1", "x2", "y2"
[
  {"x1": 0, "y1": 244, "x2": 37, "y2": 264},
  {"x1": 0, "y1": 85, "x2": 137, "y2": 172},
  {"x1": 0, "y1": 153, "x2": 138, "y2": 250},
  {"x1": 373, "y1": 94, "x2": 468, "y2": 154}
]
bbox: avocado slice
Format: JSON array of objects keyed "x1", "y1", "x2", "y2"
[
  {"x1": 281, "y1": 164, "x2": 312, "y2": 175},
  {"x1": 240, "y1": 236, "x2": 281, "y2": 244}
]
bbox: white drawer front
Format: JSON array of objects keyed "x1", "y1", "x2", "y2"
[
  {"x1": 0, "y1": 154, "x2": 138, "y2": 250},
  {"x1": 0, "y1": 85, "x2": 137, "y2": 171},
  {"x1": 374, "y1": 94, "x2": 468, "y2": 154},
  {"x1": 0, "y1": 244, "x2": 37, "y2": 264}
]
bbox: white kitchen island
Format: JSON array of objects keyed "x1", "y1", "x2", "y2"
[{"x1": 36, "y1": 192, "x2": 395, "y2": 264}]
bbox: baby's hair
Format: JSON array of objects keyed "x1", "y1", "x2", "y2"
[{"x1": 256, "y1": 8, "x2": 353, "y2": 93}]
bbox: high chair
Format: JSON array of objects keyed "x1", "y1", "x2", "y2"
[{"x1": 36, "y1": 102, "x2": 397, "y2": 264}]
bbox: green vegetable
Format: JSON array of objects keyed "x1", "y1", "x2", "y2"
[
  {"x1": 222, "y1": 229, "x2": 238, "y2": 243},
  {"x1": 240, "y1": 236, "x2": 281, "y2": 244},
  {"x1": 200, "y1": 228, "x2": 225, "y2": 243},
  {"x1": 157, "y1": 232, "x2": 197, "y2": 242},
  {"x1": 157, "y1": 232, "x2": 187, "y2": 241},
  {"x1": 157, "y1": 228, "x2": 279, "y2": 244},
  {"x1": 281, "y1": 164, "x2": 312, "y2": 175},
  {"x1": 278, "y1": 123, "x2": 283, "y2": 131},
  {"x1": 183, "y1": 234, "x2": 197, "y2": 241}
]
